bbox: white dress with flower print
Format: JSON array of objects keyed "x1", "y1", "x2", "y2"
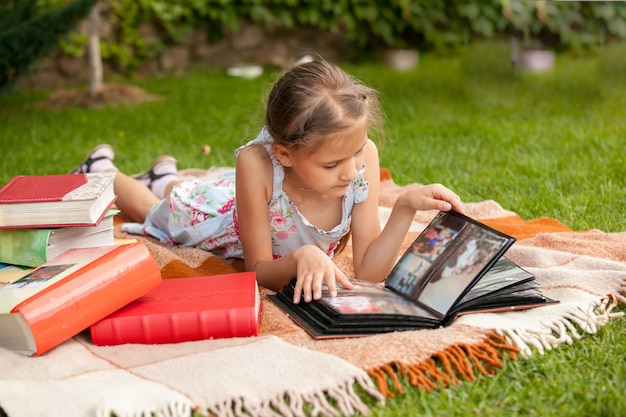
[{"x1": 121, "y1": 127, "x2": 369, "y2": 259}]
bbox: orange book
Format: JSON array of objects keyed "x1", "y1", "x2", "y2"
[
  {"x1": 0, "y1": 172, "x2": 116, "y2": 228},
  {"x1": 90, "y1": 272, "x2": 261, "y2": 346},
  {"x1": 0, "y1": 242, "x2": 162, "y2": 356}
]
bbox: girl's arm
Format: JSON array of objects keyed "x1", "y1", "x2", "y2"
[
  {"x1": 235, "y1": 145, "x2": 351, "y2": 302},
  {"x1": 350, "y1": 142, "x2": 465, "y2": 282}
]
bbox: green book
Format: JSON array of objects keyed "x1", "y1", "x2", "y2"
[{"x1": 0, "y1": 210, "x2": 116, "y2": 267}]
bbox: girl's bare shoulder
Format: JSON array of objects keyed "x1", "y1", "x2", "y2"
[
  {"x1": 364, "y1": 138, "x2": 379, "y2": 157},
  {"x1": 363, "y1": 139, "x2": 381, "y2": 183},
  {"x1": 237, "y1": 143, "x2": 271, "y2": 162},
  {"x1": 236, "y1": 144, "x2": 274, "y2": 173},
  {"x1": 236, "y1": 143, "x2": 273, "y2": 199}
]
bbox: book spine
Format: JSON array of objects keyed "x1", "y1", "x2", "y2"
[
  {"x1": 14, "y1": 243, "x2": 162, "y2": 356},
  {"x1": 91, "y1": 307, "x2": 258, "y2": 345},
  {"x1": 0, "y1": 228, "x2": 50, "y2": 267}
]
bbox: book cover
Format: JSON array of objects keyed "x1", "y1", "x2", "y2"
[
  {"x1": 269, "y1": 211, "x2": 558, "y2": 339},
  {"x1": 0, "y1": 242, "x2": 162, "y2": 356},
  {"x1": 90, "y1": 271, "x2": 261, "y2": 346},
  {"x1": 0, "y1": 174, "x2": 88, "y2": 203},
  {"x1": 0, "y1": 172, "x2": 116, "y2": 228},
  {"x1": 0, "y1": 209, "x2": 117, "y2": 267}
]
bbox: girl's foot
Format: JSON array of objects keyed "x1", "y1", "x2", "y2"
[
  {"x1": 70, "y1": 144, "x2": 116, "y2": 174},
  {"x1": 131, "y1": 155, "x2": 178, "y2": 199}
]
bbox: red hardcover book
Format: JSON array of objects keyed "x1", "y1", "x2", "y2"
[
  {"x1": 0, "y1": 242, "x2": 162, "y2": 356},
  {"x1": 90, "y1": 272, "x2": 262, "y2": 346},
  {"x1": 0, "y1": 172, "x2": 116, "y2": 228}
]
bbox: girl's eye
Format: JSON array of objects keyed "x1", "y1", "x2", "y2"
[{"x1": 324, "y1": 164, "x2": 338, "y2": 169}]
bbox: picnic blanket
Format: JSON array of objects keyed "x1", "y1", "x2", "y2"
[{"x1": 1, "y1": 168, "x2": 624, "y2": 417}]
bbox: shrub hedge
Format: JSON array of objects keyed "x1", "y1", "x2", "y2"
[{"x1": 41, "y1": 0, "x2": 626, "y2": 72}]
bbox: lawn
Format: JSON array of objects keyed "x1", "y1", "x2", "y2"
[{"x1": 1, "y1": 41, "x2": 624, "y2": 416}]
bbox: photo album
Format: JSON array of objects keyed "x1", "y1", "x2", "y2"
[{"x1": 269, "y1": 210, "x2": 558, "y2": 339}]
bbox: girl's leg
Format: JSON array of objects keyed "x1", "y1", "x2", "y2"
[
  {"x1": 71, "y1": 144, "x2": 176, "y2": 223},
  {"x1": 112, "y1": 171, "x2": 160, "y2": 223},
  {"x1": 130, "y1": 155, "x2": 179, "y2": 199}
]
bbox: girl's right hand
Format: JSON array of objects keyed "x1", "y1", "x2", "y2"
[
  {"x1": 291, "y1": 245, "x2": 354, "y2": 304},
  {"x1": 398, "y1": 183, "x2": 465, "y2": 214}
]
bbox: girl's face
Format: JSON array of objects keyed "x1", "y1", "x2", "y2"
[{"x1": 275, "y1": 119, "x2": 369, "y2": 199}]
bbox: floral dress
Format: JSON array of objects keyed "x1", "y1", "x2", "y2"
[{"x1": 121, "y1": 127, "x2": 369, "y2": 259}]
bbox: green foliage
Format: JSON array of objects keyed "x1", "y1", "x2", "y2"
[
  {"x1": 503, "y1": 0, "x2": 626, "y2": 51},
  {"x1": 0, "y1": 0, "x2": 97, "y2": 91},
  {"x1": 38, "y1": 0, "x2": 626, "y2": 74}
]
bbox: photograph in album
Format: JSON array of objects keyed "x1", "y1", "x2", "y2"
[{"x1": 384, "y1": 210, "x2": 514, "y2": 317}]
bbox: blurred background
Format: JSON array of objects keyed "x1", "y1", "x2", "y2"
[{"x1": 2, "y1": 0, "x2": 625, "y2": 92}]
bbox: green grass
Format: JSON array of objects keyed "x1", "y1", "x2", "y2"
[{"x1": 1, "y1": 40, "x2": 625, "y2": 416}]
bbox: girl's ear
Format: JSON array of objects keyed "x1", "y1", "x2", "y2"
[{"x1": 272, "y1": 144, "x2": 294, "y2": 167}]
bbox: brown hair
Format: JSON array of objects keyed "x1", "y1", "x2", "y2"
[
  {"x1": 265, "y1": 59, "x2": 383, "y2": 255},
  {"x1": 265, "y1": 59, "x2": 383, "y2": 150}
]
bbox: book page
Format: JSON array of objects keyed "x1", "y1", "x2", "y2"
[
  {"x1": 414, "y1": 225, "x2": 511, "y2": 316},
  {"x1": 455, "y1": 257, "x2": 534, "y2": 305},
  {"x1": 384, "y1": 211, "x2": 514, "y2": 318}
]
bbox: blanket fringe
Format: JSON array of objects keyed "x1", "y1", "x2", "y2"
[
  {"x1": 98, "y1": 400, "x2": 194, "y2": 417},
  {"x1": 366, "y1": 332, "x2": 518, "y2": 397},
  {"x1": 366, "y1": 295, "x2": 624, "y2": 398},
  {"x1": 498, "y1": 294, "x2": 624, "y2": 357},
  {"x1": 206, "y1": 374, "x2": 383, "y2": 417}
]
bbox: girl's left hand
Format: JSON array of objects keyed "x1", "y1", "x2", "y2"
[{"x1": 291, "y1": 245, "x2": 354, "y2": 304}]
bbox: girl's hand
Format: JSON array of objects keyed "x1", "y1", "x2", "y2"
[
  {"x1": 398, "y1": 183, "x2": 465, "y2": 214},
  {"x1": 291, "y1": 245, "x2": 354, "y2": 304}
]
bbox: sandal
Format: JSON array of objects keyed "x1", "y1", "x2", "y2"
[
  {"x1": 131, "y1": 155, "x2": 178, "y2": 192},
  {"x1": 70, "y1": 144, "x2": 115, "y2": 174}
]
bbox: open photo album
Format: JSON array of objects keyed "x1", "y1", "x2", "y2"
[{"x1": 269, "y1": 210, "x2": 558, "y2": 339}]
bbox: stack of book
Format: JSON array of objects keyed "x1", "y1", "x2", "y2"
[
  {"x1": 0, "y1": 172, "x2": 263, "y2": 356},
  {"x1": 0, "y1": 173, "x2": 161, "y2": 356},
  {"x1": 0, "y1": 172, "x2": 118, "y2": 271}
]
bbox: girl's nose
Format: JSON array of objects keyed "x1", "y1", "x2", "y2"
[{"x1": 340, "y1": 160, "x2": 359, "y2": 182}]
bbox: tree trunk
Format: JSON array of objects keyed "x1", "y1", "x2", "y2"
[{"x1": 87, "y1": 1, "x2": 102, "y2": 96}]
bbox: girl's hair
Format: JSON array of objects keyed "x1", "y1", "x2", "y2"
[{"x1": 265, "y1": 58, "x2": 383, "y2": 149}]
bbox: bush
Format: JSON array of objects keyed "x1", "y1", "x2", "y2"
[
  {"x1": 0, "y1": 0, "x2": 97, "y2": 91},
  {"x1": 40, "y1": 0, "x2": 626, "y2": 73}
]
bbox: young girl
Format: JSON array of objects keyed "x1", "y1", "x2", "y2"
[{"x1": 72, "y1": 59, "x2": 465, "y2": 303}]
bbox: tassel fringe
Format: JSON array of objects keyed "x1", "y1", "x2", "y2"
[
  {"x1": 497, "y1": 294, "x2": 624, "y2": 357},
  {"x1": 357, "y1": 294, "x2": 623, "y2": 400},
  {"x1": 367, "y1": 293, "x2": 622, "y2": 397},
  {"x1": 367, "y1": 333, "x2": 518, "y2": 397},
  {"x1": 98, "y1": 400, "x2": 194, "y2": 417},
  {"x1": 205, "y1": 373, "x2": 384, "y2": 417}
]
